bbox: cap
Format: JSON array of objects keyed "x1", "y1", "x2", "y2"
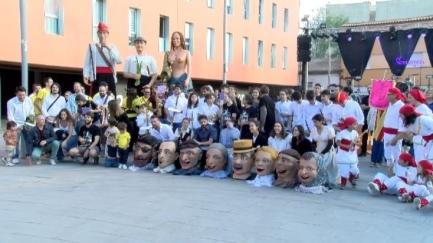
[
  {"x1": 97, "y1": 22, "x2": 109, "y2": 32},
  {"x1": 134, "y1": 36, "x2": 147, "y2": 44},
  {"x1": 179, "y1": 140, "x2": 200, "y2": 150},
  {"x1": 137, "y1": 134, "x2": 160, "y2": 148},
  {"x1": 233, "y1": 140, "x2": 256, "y2": 153},
  {"x1": 279, "y1": 149, "x2": 301, "y2": 160}
]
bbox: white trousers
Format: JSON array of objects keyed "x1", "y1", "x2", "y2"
[
  {"x1": 374, "y1": 173, "x2": 403, "y2": 195},
  {"x1": 383, "y1": 133, "x2": 402, "y2": 166},
  {"x1": 396, "y1": 180, "x2": 430, "y2": 198},
  {"x1": 413, "y1": 138, "x2": 433, "y2": 163},
  {"x1": 338, "y1": 163, "x2": 359, "y2": 178}
]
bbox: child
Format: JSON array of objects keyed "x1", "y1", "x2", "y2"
[
  {"x1": 104, "y1": 118, "x2": 120, "y2": 147},
  {"x1": 367, "y1": 153, "x2": 417, "y2": 197},
  {"x1": 400, "y1": 160, "x2": 433, "y2": 209},
  {"x1": 116, "y1": 122, "x2": 131, "y2": 170},
  {"x1": 335, "y1": 117, "x2": 361, "y2": 190},
  {"x1": 2, "y1": 121, "x2": 18, "y2": 167},
  {"x1": 136, "y1": 104, "x2": 153, "y2": 135},
  {"x1": 105, "y1": 133, "x2": 119, "y2": 168}
]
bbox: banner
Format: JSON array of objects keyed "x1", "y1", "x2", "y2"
[
  {"x1": 369, "y1": 80, "x2": 394, "y2": 110},
  {"x1": 425, "y1": 29, "x2": 433, "y2": 67}
]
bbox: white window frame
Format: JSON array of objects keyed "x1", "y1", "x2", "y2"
[
  {"x1": 272, "y1": 3, "x2": 277, "y2": 29},
  {"x1": 207, "y1": 0, "x2": 215, "y2": 8},
  {"x1": 271, "y1": 44, "x2": 276, "y2": 68},
  {"x1": 185, "y1": 22, "x2": 194, "y2": 55},
  {"x1": 284, "y1": 8, "x2": 289, "y2": 32},
  {"x1": 226, "y1": 33, "x2": 233, "y2": 63},
  {"x1": 207, "y1": 28, "x2": 215, "y2": 60},
  {"x1": 283, "y1": 47, "x2": 288, "y2": 70},
  {"x1": 258, "y1": 40, "x2": 263, "y2": 67},
  {"x1": 243, "y1": 0, "x2": 250, "y2": 20},
  {"x1": 242, "y1": 37, "x2": 249, "y2": 65},
  {"x1": 159, "y1": 16, "x2": 170, "y2": 52},
  {"x1": 44, "y1": 0, "x2": 64, "y2": 35},
  {"x1": 258, "y1": 0, "x2": 264, "y2": 24},
  {"x1": 128, "y1": 8, "x2": 141, "y2": 46},
  {"x1": 226, "y1": 0, "x2": 233, "y2": 14},
  {"x1": 92, "y1": 0, "x2": 107, "y2": 41}
]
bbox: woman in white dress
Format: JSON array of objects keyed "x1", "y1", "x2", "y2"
[{"x1": 310, "y1": 114, "x2": 338, "y2": 188}]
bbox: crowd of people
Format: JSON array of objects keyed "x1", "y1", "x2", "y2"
[{"x1": 4, "y1": 22, "x2": 433, "y2": 211}]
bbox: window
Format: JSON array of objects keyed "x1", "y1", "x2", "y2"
[
  {"x1": 93, "y1": 0, "x2": 106, "y2": 41},
  {"x1": 226, "y1": 33, "x2": 233, "y2": 63},
  {"x1": 258, "y1": 40, "x2": 263, "y2": 67},
  {"x1": 284, "y1": 8, "x2": 289, "y2": 32},
  {"x1": 272, "y1": 4, "x2": 277, "y2": 28},
  {"x1": 242, "y1": 37, "x2": 249, "y2": 65},
  {"x1": 283, "y1": 47, "x2": 288, "y2": 70},
  {"x1": 185, "y1": 22, "x2": 194, "y2": 55},
  {"x1": 207, "y1": 28, "x2": 215, "y2": 59},
  {"x1": 243, "y1": 0, "x2": 250, "y2": 20},
  {"x1": 227, "y1": 0, "x2": 233, "y2": 14},
  {"x1": 207, "y1": 0, "x2": 215, "y2": 8},
  {"x1": 271, "y1": 44, "x2": 276, "y2": 68},
  {"x1": 44, "y1": 0, "x2": 63, "y2": 35},
  {"x1": 159, "y1": 16, "x2": 170, "y2": 52},
  {"x1": 258, "y1": 0, "x2": 264, "y2": 24},
  {"x1": 128, "y1": 8, "x2": 140, "y2": 46}
]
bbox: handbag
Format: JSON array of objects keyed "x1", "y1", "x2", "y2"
[{"x1": 160, "y1": 51, "x2": 171, "y2": 83}]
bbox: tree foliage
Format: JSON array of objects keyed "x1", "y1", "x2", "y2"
[{"x1": 309, "y1": 7, "x2": 349, "y2": 58}]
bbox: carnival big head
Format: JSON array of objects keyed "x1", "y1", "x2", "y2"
[
  {"x1": 154, "y1": 140, "x2": 179, "y2": 173},
  {"x1": 178, "y1": 140, "x2": 202, "y2": 171},
  {"x1": 200, "y1": 143, "x2": 229, "y2": 179},
  {"x1": 132, "y1": 134, "x2": 160, "y2": 170},
  {"x1": 296, "y1": 152, "x2": 328, "y2": 194},
  {"x1": 247, "y1": 146, "x2": 278, "y2": 187},
  {"x1": 232, "y1": 140, "x2": 256, "y2": 180},
  {"x1": 274, "y1": 149, "x2": 301, "y2": 188}
]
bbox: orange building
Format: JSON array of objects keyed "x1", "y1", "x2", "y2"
[{"x1": 0, "y1": 0, "x2": 299, "y2": 115}]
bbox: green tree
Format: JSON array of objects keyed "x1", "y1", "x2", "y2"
[{"x1": 309, "y1": 7, "x2": 349, "y2": 58}]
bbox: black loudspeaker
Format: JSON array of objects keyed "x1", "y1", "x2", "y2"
[{"x1": 297, "y1": 35, "x2": 311, "y2": 62}]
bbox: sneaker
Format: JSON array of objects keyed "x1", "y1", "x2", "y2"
[
  {"x1": 1, "y1": 157, "x2": 7, "y2": 165},
  {"x1": 118, "y1": 164, "x2": 122, "y2": 169},
  {"x1": 368, "y1": 182, "x2": 380, "y2": 195},
  {"x1": 349, "y1": 180, "x2": 357, "y2": 188},
  {"x1": 35, "y1": 160, "x2": 41, "y2": 165},
  {"x1": 339, "y1": 185, "x2": 345, "y2": 190},
  {"x1": 50, "y1": 159, "x2": 57, "y2": 165},
  {"x1": 122, "y1": 164, "x2": 128, "y2": 170},
  {"x1": 414, "y1": 197, "x2": 429, "y2": 210},
  {"x1": 6, "y1": 162, "x2": 15, "y2": 167},
  {"x1": 400, "y1": 193, "x2": 411, "y2": 202},
  {"x1": 12, "y1": 158, "x2": 20, "y2": 164}
]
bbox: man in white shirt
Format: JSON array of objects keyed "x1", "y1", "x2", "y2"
[
  {"x1": 334, "y1": 91, "x2": 364, "y2": 131},
  {"x1": 320, "y1": 90, "x2": 335, "y2": 128},
  {"x1": 303, "y1": 90, "x2": 323, "y2": 136},
  {"x1": 150, "y1": 116, "x2": 174, "y2": 141},
  {"x1": 275, "y1": 89, "x2": 291, "y2": 129},
  {"x1": 287, "y1": 91, "x2": 308, "y2": 132},
  {"x1": 164, "y1": 84, "x2": 188, "y2": 132},
  {"x1": 41, "y1": 82, "x2": 67, "y2": 123},
  {"x1": 93, "y1": 82, "x2": 114, "y2": 126},
  {"x1": 6, "y1": 86, "x2": 35, "y2": 163},
  {"x1": 124, "y1": 36, "x2": 158, "y2": 90}
]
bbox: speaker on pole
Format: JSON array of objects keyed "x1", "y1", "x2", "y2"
[{"x1": 297, "y1": 35, "x2": 311, "y2": 62}]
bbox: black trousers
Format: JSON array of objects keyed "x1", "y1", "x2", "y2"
[
  {"x1": 361, "y1": 123, "x2": 369, "y2": 154},
  {"x1": 93, "y1": 73, "x2": 117, "y2": 97}
]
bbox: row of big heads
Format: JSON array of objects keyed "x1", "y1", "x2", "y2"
[{"x1": 133, "y1": 135, "x2": 327, "y2": 193}]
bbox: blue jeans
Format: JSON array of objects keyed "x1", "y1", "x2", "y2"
[
  {"x1": 57, "y1": 135, "x2": 78, "y2": 160},
  {"x1": 105, "y1": 158, "x2": 119, "y2": 167},
  {"x1": 371, "y1": 139, "x2": 384, "y2": 164},
  {"x1": 168, "y1": 73, "x2": 193, "y2": 95},
  {"x1": 118, "y1": 148, "x2": 129, "y2": 165},
  {"x1": 31, "y1": 140, "x2": 60, "y2": 161},
  {"x1": 14, "y1": 129, "x2": 30, "y2": 159}
]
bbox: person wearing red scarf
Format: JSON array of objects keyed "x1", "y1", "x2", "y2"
[
  {"x1": 408, "y1": 160, "x2": 433, "y2": 210},
  {"x1": 367, "y1": 153, "x2": 417, "y2": 198},
  {"x1": 388, "y1": 104, "x2": 433, "y2": 164}
]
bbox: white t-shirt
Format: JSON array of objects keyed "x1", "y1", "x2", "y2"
[{"x1": 335, "y1": 129, "x2": 359, "y2": 164}]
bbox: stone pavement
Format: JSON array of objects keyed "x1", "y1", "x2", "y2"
[{"x1": 1, "y1": 137, "x2": 433, "y2": 242}]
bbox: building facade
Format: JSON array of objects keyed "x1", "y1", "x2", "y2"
[
  {"x1": 0, "y1": 0, "x2": 299, "y2": 116},
  {"x1": 340, "y1": 16, "x2": 433, "y2": 91},
  {"x1": 298, "y1": 58, "x2": 342, "y2": 89}
]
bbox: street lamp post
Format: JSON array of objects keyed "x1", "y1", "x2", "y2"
[
  {"x1": 20, "y1": 0, "x2": 28, "y2": 90},
  {"x1": 222, "y1": 0, "x2": 228, "y2": 84}
]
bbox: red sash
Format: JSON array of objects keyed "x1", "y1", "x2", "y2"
[
  {"x1": 422, "y1": 133, "x2": 433, "y2": 146},
  {"x1": 383, "y1": 127, "x2": 398, "y2": 135},
  {"x1": 339, "y1": 138, "x2": 352, "y2": 152},
  {"x1": 96, "y1": 66, "x2": 113, "y2": 74}
]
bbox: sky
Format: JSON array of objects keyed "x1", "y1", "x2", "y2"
[{"x1": 300, "y1": 0, "x2": 378, "y2": 19}]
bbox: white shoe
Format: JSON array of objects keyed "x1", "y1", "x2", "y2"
[
  {"x1": 1, "y1": 157, "x2": 7, "y2": 165},
  {"x1": 35, "y1": 160, "x2": 41, "y2": 165},
  {"x1": 368, "y1": 182, "x2": 380, "y2": 195},
  {"x1": 118, "y1": 164, "x2": 122, "y2": 169},
  {"x1": 122, "y1": 164, "x2": 128, "y2": 170},
  {"x1": 6, "y1": 162, "x2": 14, "y2": 167},
  {"x1": 50, "y1": 159, "x2": 57, "y2": 165},
  {"x1": 12, "y1": 158, "x2": 19, "y2": 164}
]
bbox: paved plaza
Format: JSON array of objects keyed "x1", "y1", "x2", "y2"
[{"x1": 1, "y1": 131, "x2": 433, "y2": 242}]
